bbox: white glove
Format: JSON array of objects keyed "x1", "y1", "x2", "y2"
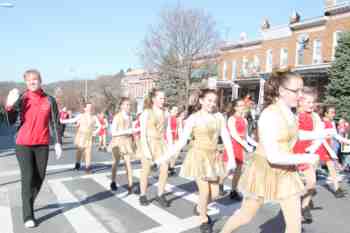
[
  {"x1": 245, "y1": 145, "x2": 254, "y2": 153},
  {"x1": 305, "y1": 153, "x2": 319, "y2": 165},
  {"x1": 126, "y1": 128, "x2": 134, "y2": 135},
  {"x1": 145, "y1": 152, "x2": 153, "y2": 160},
  {"x1": 226, "y1": 159, "x2": 236, "y2": 174},
  {"x1": 6, "y1": 88, "x2": 20, "y2": 107},
  {"x1": 305, "y1": 141, "x2": 321, "y2": 154},
  {"x1": 54, "y1": 143, "x2": 63, "y2": 160}
]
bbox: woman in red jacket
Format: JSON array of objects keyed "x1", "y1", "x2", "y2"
[{"x1": 5, "y1": 69, "x2": 62, "y2": 228}]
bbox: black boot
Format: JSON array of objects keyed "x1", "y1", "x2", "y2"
[
  {"x1": 139, "y1": 195, "x2": 149, "y2": 206},
  {"x1": 110, "y1": 182, "x2": 118, "y2": 191},
  {"x1": 334, "y1": 187, "x2": 346, "y2": 198},
  {"x1": 229, "y1": 190, "x2": 242, "y2": 201},
  {"x1": 199, "y1": 222, "x2": 213, "y2": 233},
  {"x1": 302, "y1": 206, "x2": 313, "y2": 224},
  {"x1": 168, "y1": 167, "x2": 176, "y2": 176},
  {"x1": 308, "y1": 199, "x2": 315, "y2": 209},
  {"x1": 74, "y1": 163, "x2": 81, "y2": 171},
  {"x1": 155, "y1": 194, "x2": 170, "y2": 207}
]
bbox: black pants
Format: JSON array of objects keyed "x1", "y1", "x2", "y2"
[{"x1": 16, "y1": 145, "x2": 49, "y2": 222}]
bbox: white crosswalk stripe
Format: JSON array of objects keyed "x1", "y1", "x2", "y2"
[
  {"x1": 0, "y1": 187, "x2": 14, "y2": 233},
  {"x1": 2, "y1": 165, "x2": 240, "y2": 233},
  {"x1": 48, "y1": 179, "x2": 110, "y2": 233}
]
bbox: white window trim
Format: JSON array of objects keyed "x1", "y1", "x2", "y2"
[
  {"x1": 312, "y1": 39, "x2": 322, "y2": 64},
  {"x1": 332, "y1": 30, "x2": 342, "y2": 60},
  {"x1": 280, "y1": 48, "x2": 288, "y2": 68},
  {"x1": 242, "y1": 56, "x2": 248, "y2": 76},
  {"x1": 231, "y1": 60, "x2": 237, "y2": 80},
  {"x1": 295, "y1": 42, "x2": 302, "y2": 66},
  {"x1": 254, "y1": 55, "x2": 260, "y2": 73},
  {"x1": 266, "y1": 49, "x2": 273, "y2": 73},
  {"x1": 222, "y1": 61, "x2": 227, "y2": 80}
]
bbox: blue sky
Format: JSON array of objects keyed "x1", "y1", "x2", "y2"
[{"x1": 0, "y1": 0, "x2": 324, "y2": 83}]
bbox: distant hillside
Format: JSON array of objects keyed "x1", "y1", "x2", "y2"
[{"x1": 0, "y1": 71, "x2": 125, "y2": 113}]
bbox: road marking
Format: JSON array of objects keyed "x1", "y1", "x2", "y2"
[
  {"x1": 140, "y1": 216, "x2": 199, "y2": 233},
  {"x1": 0, "y1": 161, "x2": 113, "y2": 178},
  {"x1": 48, "y1": 180, "x2": 110, "y2": 233},
  {"x1": 133, "y1": 168, "x2": 240, "y2": 216},
  {"x1": 0, "y1": 187, "x2": 14, "y2": 233},
  {"x1": 92, "y1": 175, "x2": 181, "y2": 225}
]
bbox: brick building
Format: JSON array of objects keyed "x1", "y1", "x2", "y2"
[
  {"x1": 121, "y1": 69, "x2": 157, "y2": 112},
  {"x1": 217, "y1": 0, "x2": 350, "y2": 107}
]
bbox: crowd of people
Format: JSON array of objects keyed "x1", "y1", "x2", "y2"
[{"x1": 3, "y1": 68, "x2": 350, "y2": 233}]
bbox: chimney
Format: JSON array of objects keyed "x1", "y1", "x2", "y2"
[
  {"x1": 290, "y1": 10, "x2": 301, "y2": 24},
  {"x1": 239, "y1": 32, "x2": 248, "y2": 42},
  {"x1": 324, "y1": 0, "x2": 335, "y2": 9},
  {"x1": 261, "y1": 18, "x2": 270, "y2": 30}
]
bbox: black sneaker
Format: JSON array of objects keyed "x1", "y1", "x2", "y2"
[
  {"x1": 85, "y1": 167, "x2": 92, "y2": 174},
  {"x1": 309, "y1": 199, "x2": 315, "y2": 209},
  {"x1": 139, "y1": 195, "x2": 149, "y2": 206},
  {"x1": 74, "y1": 163, "x2": 81, "y2": 171},
  {"x1": 132, "y1": 184, "x2": 140, "y2": 195},
  {"x1": 128, "y1": 186, "x2": 134, "y2": 195},
  {"x1": 151, "y1": 164, "x2": 158, "y2": 172},
  {"x1": 334, "y1": 188, "x2": 346, "y2": 198},
  {"x1": 199, "y1": 222, "x2": 212, "y2": 233},
  {"x1": 168, "y1": 167, "x2": 176, "y2": 176},
  {"x1": 302, "y1": 206, "x2": 313, "y2": 224},
  {"x1": 229, "y1": 190, "x2": 243, "y2": 201},
  {"x1": 155, "y1": 194, "x2": 170, "y2": 207},
  {"x1": 110, "y1": 182, "x2": 118, "y2": 191}
]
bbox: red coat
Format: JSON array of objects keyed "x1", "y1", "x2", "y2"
[
  {"x1": 223, "y1": 116, "x2": 247, "y2": 165},
  {"x1": 13, "y1": 90, "x2": 51, "y2": 146},
  {"x1": 293, "y1": 112, "x2": 314, "y2": 171},
  {"x1": 316, "y1": 119, "x2": 334, "y2": 162}
]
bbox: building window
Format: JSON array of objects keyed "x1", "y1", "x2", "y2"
[
  {"x1": 253, "y1": 55, "x2": 260, "y2": 73},
  {"x1": 296, "y1": 34, "x2": 308, "y2": 66},
  {"x1": 266, "y1": 49, "x2": 273, "y2": 73},
  {"x1": 222, "y1": 61, "x2": 227, "y2": 80},
  {"x1": 242, "y1": 56, "x2": 249, "y2": 77},
  {"x1": 332, "y1": 31, "x2": 343, "y2": 60},
  {"x1": 313, "y1": 39, "x2": 322, "y2": 64},
  {"x1": 280, "y1": 48, "x2": 288, "y2": 68},
  {"x1": 231, "y1": 60, "x2": 237, "y2": 80}
]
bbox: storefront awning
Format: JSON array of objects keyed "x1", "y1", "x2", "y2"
[{"x1": 292, "y1": 63, "x2": 331, "y2": 77}]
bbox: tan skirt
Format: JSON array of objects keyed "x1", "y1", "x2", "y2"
[
  {"x1": 146, "y1": 137, "x2": 167, "y2": 161},
  {"x1": 109, "y1": 136, "x2": 135, "y2": 157},
  {"x1": 180, "y1": 147, "x2": 225, "y2": 181},
  {"x1": 238, "y1": 153, "x2": 305, "y2": 202},
  {"x1": 74, "y1": 130, "x2": 93, "y2": 149}
]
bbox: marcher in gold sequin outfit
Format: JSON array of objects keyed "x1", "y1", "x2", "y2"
[{"x1": 220, "y1": 71, "x2": 319, "y2": 233}]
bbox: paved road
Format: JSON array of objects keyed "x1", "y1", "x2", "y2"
[{"x1": 1, "y1": 129, "x2": 350, "y2": 233}]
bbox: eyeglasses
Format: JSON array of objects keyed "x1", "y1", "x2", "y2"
[{"x1": 282, "y1": 86, "x2": 303, "y2": 94}]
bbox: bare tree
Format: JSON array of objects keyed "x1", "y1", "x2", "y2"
[{"x1": 139, "y1": 4, "x2": 221, "y2": 107}]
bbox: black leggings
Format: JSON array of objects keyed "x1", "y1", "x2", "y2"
[{"x1": 16, "y1": 145, "x2": 49, "y2": 222}]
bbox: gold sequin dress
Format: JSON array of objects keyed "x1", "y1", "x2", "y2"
[
  {"x1": 180, "y1": 112, "x2": 225, "y2": 180},
  {"x1": 141, "y1": 109, "x2": 167, "y2": 161},
  {"x1": 109, "y1": 112, "x2": 134, "y2": 157},
  {"x1": 238, "y1": 103, "x2": 305, "y2": 202},
  {"x1": 74, "y1": 113, "x2": 96, "y2": 149}
]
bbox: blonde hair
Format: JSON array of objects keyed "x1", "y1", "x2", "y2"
[{"x1": 23, "y1": 69, "x2": 42, "y2": 82}]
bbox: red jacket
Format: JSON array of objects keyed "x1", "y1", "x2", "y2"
[{"x1": 6, "y1": 89, "x2": 61, "y2": 146}]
